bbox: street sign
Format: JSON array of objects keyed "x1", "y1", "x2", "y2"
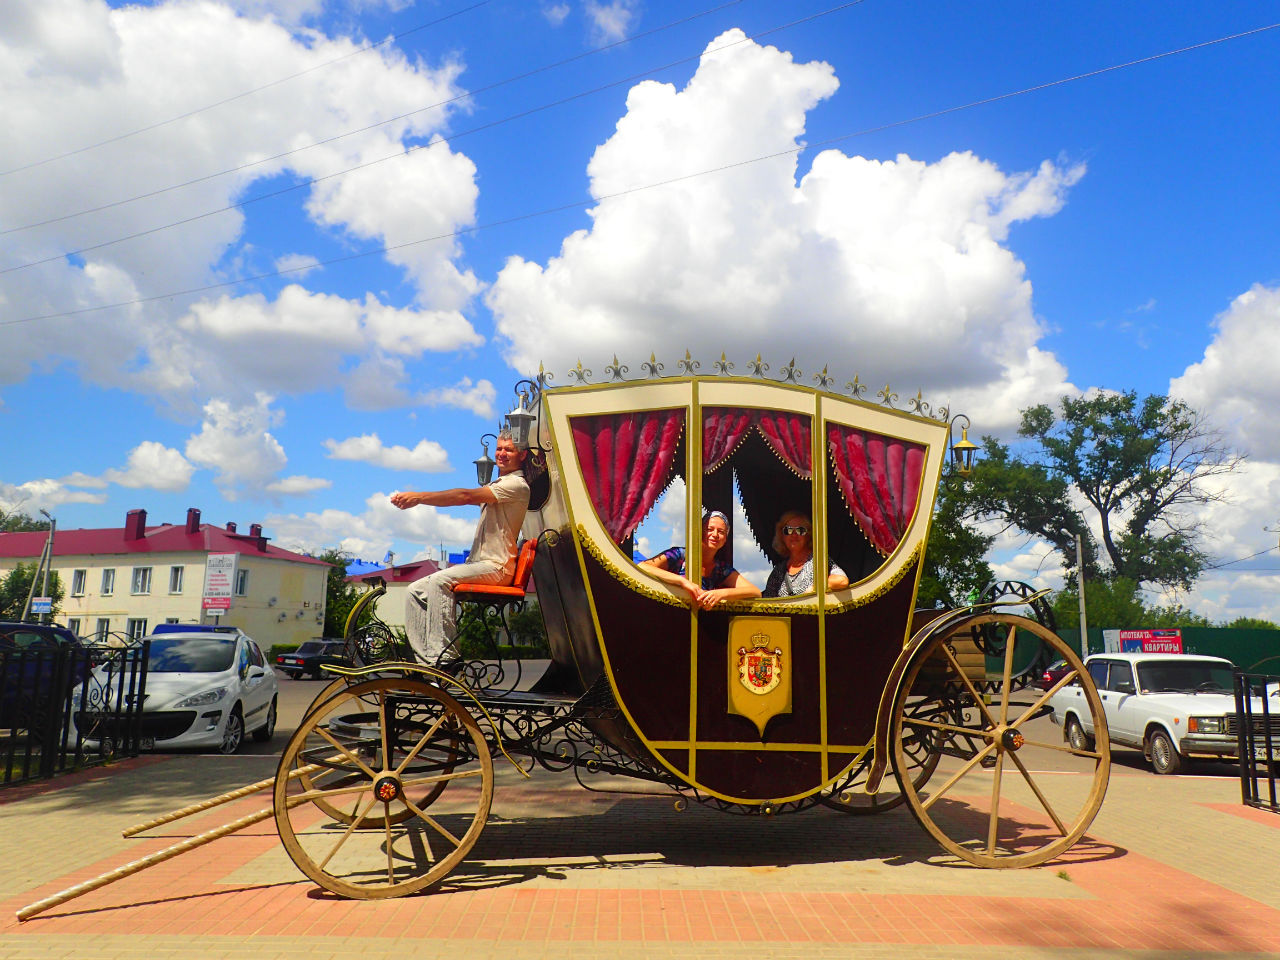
[{"x1": 31, "y1": 597, "x2": 52, "y2": 614}]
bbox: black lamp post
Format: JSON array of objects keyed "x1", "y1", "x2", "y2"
[
  {"x1": 473, "y1": 435, "x2": 497, "y2": 485},
  {"x1": 948, "y1": 414, "x2": 979, "y2": 477}
]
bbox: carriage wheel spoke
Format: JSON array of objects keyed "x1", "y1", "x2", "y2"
[
  {"x1": 1018, "y1": 735, "x2": 1103, "y2": 760},
  {"x1": 921, "y1": 739, "x2": 998, "y2": 812},
  {"x1": 905, "y1": 716, "x2": 994, "y2": 740},
  {"x1": 399, "y1": 768, "x2": 483, "y2": 790},
  {"x1": 393, "y1": 713, "x2": 448, "y2": 777},
  {"x1": 940, "y1": 644, "x2": 1000, "y2": 729},
  {"x1": 316, "y1": 725, "x2": 379, "y2": 780},
  {"x1": 291, "y1": 780, "x2": 382, "y2": 804},
  {"x1": 1009, "y1": 672, "x2": 1080, "y2": 730},
  {"x1": 1007, "y1": 749, "x2": 1068, "y2": 835},
  {"x1": 378, "y1": 690, "x2": 392, "y2": 769},
  {"x1": 411, "y1": 805, "x2": 463, "y2": 849},
  {"x1": 318, "y1": 790, "x2": 380, "y2": 870},
  {"x1": 987, "y1": 752, "x2": 1005, "y2": 854},
  {"x1": 385, "y1": 807, "x2": 395, "y2": 884},
  {"x1": 998, "y1": 625, "x2": 1018, "y2": 725},
  {"x1": 400, "y1": 797, "x2": 439, "y2": 862}
]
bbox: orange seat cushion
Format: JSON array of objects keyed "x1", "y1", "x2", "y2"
[{"x1": 453, "y1": 583, "x2": 526, "y2": 599}]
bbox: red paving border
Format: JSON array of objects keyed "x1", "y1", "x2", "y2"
[{"x1": 5, "y1": 792, "x2": 1280, "y2": 952}]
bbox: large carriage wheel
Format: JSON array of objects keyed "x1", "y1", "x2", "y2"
[
  {"x1": 274, "y1": 676, "x2": 493, "y2": 898},
  {"x1": 891, "y1": 613, "x2": 1109, "y2": 868}
]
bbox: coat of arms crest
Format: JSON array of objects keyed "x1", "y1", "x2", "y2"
[{"x1": 737, "y1": 633, "x2": 783, "y2": 695}]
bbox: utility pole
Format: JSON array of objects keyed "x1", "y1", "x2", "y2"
[
  {"x1": 37, "y1": 511, "x2": 55, "y2": 623},
  {"x1": 1075, "y1": 532, "x2": 1089, "y2": 657}
]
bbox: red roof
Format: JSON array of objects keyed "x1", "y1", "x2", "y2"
[
  {"x1": 347, "y1": 560, "x2": 441, "y2": 584},
  {"x1": 0, "y1": 522, "x2": 330, "y2": 567}
]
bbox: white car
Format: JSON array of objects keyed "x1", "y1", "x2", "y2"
[
  {"x1": 73, "y1": 631, "x2": 277, "y2": 755},
  {"x1": 1049, "y1": 652, "x2": 1275, "y2": 775}
]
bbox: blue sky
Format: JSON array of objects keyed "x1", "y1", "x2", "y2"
[{"x1": 2, "y1": 0, "x2": 1279, "y2": 619}]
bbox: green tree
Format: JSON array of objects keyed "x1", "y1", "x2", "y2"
[
  {"x1": 967, "y1": 392, "x2": 1241, "y2": 592},
  {"x1": 0, "y1": 509, "x2": 49, "y2": 533},
  {"x1": 1226, "y1": 616, "x2": 1280, "y2": 630},
  {"x1": 1051, "y1": 577, "x2": 1149, "y2": 630},
  {"x1": 0, "y1": 561, "x2": 65, "y2": 620},
  {"x1": 919, "y1": 472, "x2": 995, "y2": 608},
  {"x1": 316, "y1": 548, "x2": 372, "y2": 637}
]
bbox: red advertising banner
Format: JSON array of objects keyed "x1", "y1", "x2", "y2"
[
  {"x1": 202, "y1": 596, "x2": 231, "y2": 611},
  {"x1": 1118, "y1": 628, "x2": 1182, "y2": 654}
]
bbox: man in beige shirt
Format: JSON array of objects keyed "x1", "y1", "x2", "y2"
[{"x1": 391, "y1": 432, "x2": 530, "y2": 664}]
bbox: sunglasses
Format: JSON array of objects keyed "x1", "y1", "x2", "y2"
[{"x1": 782, "y1": 524, "x2": 809, "y2": 536}]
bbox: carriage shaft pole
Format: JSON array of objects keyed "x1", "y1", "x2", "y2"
[
  {"x1": 121, "y1": 763, "x2": 323, "y2": 837},
  {"x1": 18, "y1": 793, "x2": 310, "y2": 921}
]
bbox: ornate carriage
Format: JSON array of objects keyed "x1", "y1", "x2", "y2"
[{"x1": 18, "y1": 359, "x2": 1112, "y2": 920}]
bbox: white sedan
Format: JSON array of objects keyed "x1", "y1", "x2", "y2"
[{"x1": 74, "y1": 631, "x2": 278, "y2": 755}]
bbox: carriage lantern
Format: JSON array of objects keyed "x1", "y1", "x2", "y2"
[
  {"x1": 473, "y1": 439, "x2": 496, "y2": 485},
  {"x1": 948, "y1": 414, "x2": 979, "y2": 477},
  {"x1": 505, "y1": 390, "x2": 537, "y2": 450}
]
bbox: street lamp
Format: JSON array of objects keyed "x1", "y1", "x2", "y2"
[
  {"x1": 948, "y1": 414, "x2": 979, "y2": 477},
  {"x1": 473, "y1": 435, "x2": 497, "y2": 485},
  {"x1": 505, "y1": 390, "x2": 537, "y2": 450}
]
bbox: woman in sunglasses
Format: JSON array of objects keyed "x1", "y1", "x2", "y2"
[
  {"x1": 640, "y1": 511, "x2": 760, "y2": 609},
  {"x1": 763, "y1": 510, "x2": 850, "y2": 597}
]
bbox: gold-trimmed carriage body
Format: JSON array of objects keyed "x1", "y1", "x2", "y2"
[{"x1": 527, "y1": 376, "x2": 950, "y2": 806}]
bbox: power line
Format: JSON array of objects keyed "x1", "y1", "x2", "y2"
[
  {"x1": 4, "y1": 18, "x2": 1276, "y2": 328},
  {"x1": 1, "y1": 1, "x2": 858, "y2": 274},
  {"x1": 0, "y1": 0, "x2": 746, "y2": 236},
  {"x1": 0, "y1": 0, "x2": 493, "y2": 178}
]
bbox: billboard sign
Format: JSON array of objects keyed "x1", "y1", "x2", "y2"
[
  {"x1": 202, "y1": 553, "x2": 237, "y2": 612},
  {"x1": 1103, "y1": 628, "x2": 1183, "y2": 654}
]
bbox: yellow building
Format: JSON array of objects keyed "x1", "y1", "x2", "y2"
[{"x1": 0, "y1": 508, "x2": 331, "y2": 648}]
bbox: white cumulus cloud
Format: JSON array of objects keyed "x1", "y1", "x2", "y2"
[
  {"x1": 324, "y1": 433, "x2": 451, "y2": 472},
  {"x1": 103, "y1": 441, "x2": 195, "y2": 491},
  {"x1": 185, "y1": 393, "x2": 288, "y2": 497},
  {"x1": 488, "y1": 29, "x2": 1082, "y2": 432},
  {"x1": 266, "y1": 475, "x2": 332, "y2": 495}
]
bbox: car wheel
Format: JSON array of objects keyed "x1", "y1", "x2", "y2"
[
  {"x1": 1066, "y1": 715, "x2": 1094, "y2": 753},
  {"x1": 307, "y1": 666, "x2": 320, "y2": 680},
  {"x1": 219, "y1": 706, "x2": 244, "y2": 755},
  {"x1": 1148, "y1": 729, "x2": 1182, "y2": 775},
  {"x1": 253, "y1": 697, "x2": 277, "y2": 743}
]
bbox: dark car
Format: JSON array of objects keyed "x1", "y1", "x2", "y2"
[
  {"x1": 0, "y1": 621, "x2": 92, "y2": 731},
  {"x1": 1036, "y1": 658, "x2": 1074, "y2": 690},
  {"x1": 275, "y1": 640, "x2": 352, "y2": 679}
]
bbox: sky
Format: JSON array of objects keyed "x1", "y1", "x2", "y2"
[{"x1": 2, "y1": 0, "x2": 1279, "y2": 621}]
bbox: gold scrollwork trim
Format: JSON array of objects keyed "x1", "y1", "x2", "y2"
[
  {"x1": 576, "y1": 525, "x2": 686, "y2": 607},
  {"x1": 826, "y1": 541, "x2": 922, "y2": 613}
]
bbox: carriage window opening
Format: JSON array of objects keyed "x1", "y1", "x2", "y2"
[{"x1": 826, "y1": 421, "x2": 927, "y2": 582}]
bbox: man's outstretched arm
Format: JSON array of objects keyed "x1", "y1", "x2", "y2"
[{"x1": 391, "y1": 486, "x2": 497, "y2": 510}]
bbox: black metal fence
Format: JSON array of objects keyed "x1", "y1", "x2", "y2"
[
  {"x1": 1, "y1": 642, "x2": 150, "y2": 786},
  {"x1": 1235, "y1": 671, "x2": 1279, "y2": 814}
]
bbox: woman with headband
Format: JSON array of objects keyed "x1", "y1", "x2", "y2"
[{"x1": 640, "y1": 510, "x2": 761, "y2": 609}]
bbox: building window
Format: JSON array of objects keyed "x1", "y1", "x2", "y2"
[
  {"x1": 71, "y1": 569, "x2": 87, "y2": 596},
  {"x1": 101, "y1": 568, "x2": 115, "y2": 596},
  {"x1": 169, "y1": 565, "x2": 184, "y2": 594},
  {"x1": 131, "y1": 567, "x2": 152, "y2": 595},
  {"x1": 234, "y1": 569, "x2": 249, "y2": 596},
  {"x1": 165, "y1": 617, "x2": 180, "y2": 624},
  {"x1": 95, "y1": 618, "x2": 111, "y2": 641},
  {"x1": 126, "y1": 618, "x2": 148, "y2": 640},
  {"x1": 67, "y1": 617, "x2": 82, "y2": 636}
]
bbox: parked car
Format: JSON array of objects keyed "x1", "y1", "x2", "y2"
[
  {"x1": 1049, "y1": 652, "x2": 1276, "y2": 774},
  {"x1": 72, "y1": 630, "x2": 277, "y2": 755},
  {"x1": 0, "y1": 621, "x2": 93, "y2": 730},
  {"x1": 275, "y1": 639, "x2": 353, "y2": 680},
  {"x1": 1036, "y1": 658, "x2": 1074, "y2": 690}
]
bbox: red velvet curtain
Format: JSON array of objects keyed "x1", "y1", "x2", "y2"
[
  {"x1": 702, "y1": 407, "x2": 753, "y2": 473},
  {"x1": 757, "y1": 411, "x2": 812, "y2": 477},
  {"x1": 571, "y1": 409, "x2": 684, "y2": 543},
  {"x1": 828, "y1": 424, "x2": 925, "y2": 556}
]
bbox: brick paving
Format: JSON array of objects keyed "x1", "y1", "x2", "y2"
[{"x1": 2, "y1": 752, "x2": 1279, "y2": 958}]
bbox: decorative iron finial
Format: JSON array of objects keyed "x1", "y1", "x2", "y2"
[
  {"x1": 877, "y1": 384, "x2": 898, "y2": 407},
  {"x1": 778, "y1": 357, "x2": 802, "y2": 383},
  {"x1": 713, "y1": 351, "x2": 735, "y2": 376},
  {"x1": 934, "y1": 403, "x2": 951, "y2": 423},
  {"x1": 536, "y1": 362, "x2": 553, "y2": 391},
  {"x1": 747, "y1": 353, "x2": 770, "y2": 378},
  {"x1": 641, "y1": 352, "x2": 665, "y2": 378},
  {"x1": 845, "y1": 375, "x2": 867, "y2": 399},
  {"x1": 677, "y1": 349, "x2": 700, "y2": 375},
  {"x1": 813, "y1": 365, "x2": 835, "y2": 390},
  {"x1": 568, "y1": 360, "x2": 592, "y2": 384},
  {"x1": 908, "y1": 390, "x2": 931, "y2": 416},
  {"x1": 604, "y1": 354, "x2": 629, "y2": 381}
]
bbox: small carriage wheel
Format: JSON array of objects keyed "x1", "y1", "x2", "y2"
[
  {"x1": 821, "y1": 700, "x2": 946, "y2": 815},
  {"x1": 274, "y1": 676, "x2": 493, "y2": 899},
  {"x1": 891, "y1": 613, "x2": 1109, "y2": 868}
]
